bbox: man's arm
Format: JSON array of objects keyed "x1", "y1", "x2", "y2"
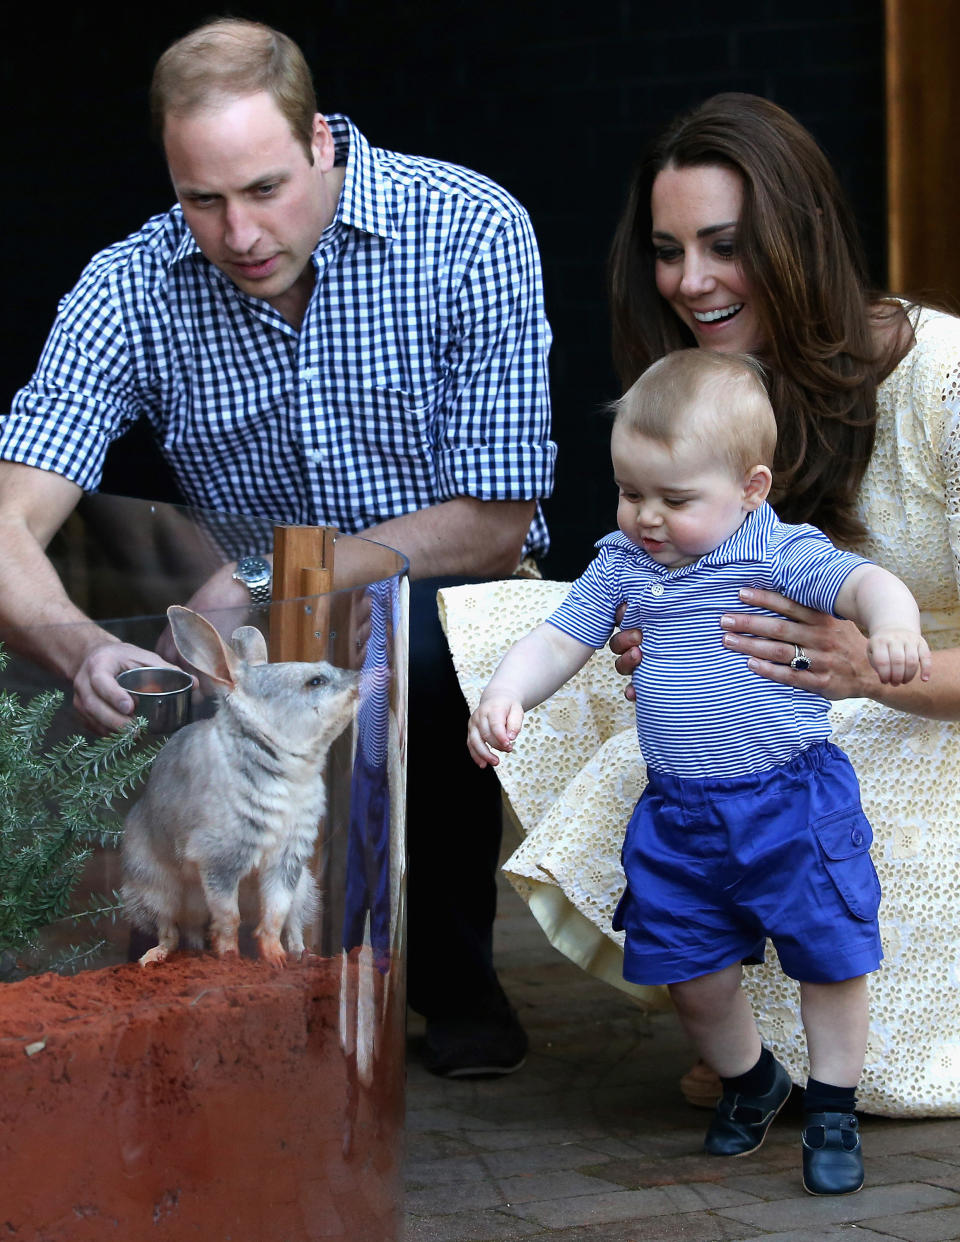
[
  {"x1": 363, "y1": 497, "x2": 534, "y2": 580},
  {"x1": 0, "y1": 463, "x2": 110, "y2": 666},
  {"x1": 0, "y1": 462, "x2": 187, "y2": 732},
  {"x1": 413, "y1": 204, "x2": 553, "y2": 575}
]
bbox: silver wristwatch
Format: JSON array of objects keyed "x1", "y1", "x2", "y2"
[{"x1": 232, "y1": 555, "x2": 272, "y2": 605}]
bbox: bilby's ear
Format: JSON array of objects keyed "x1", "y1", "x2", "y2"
[
  {"x1": 166, "y1": 605, "x2": 241, "y2": 688},
  {"x1": 230, "y1": 625, "x2": 268, "y2": 666}
]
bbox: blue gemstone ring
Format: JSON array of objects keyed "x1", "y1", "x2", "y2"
[{"x1": 790, "y1": 644, "x2": 812, "y2": 672}]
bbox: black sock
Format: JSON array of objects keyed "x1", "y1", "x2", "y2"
[
  {"x1": 803, "y1": 1076, "x2": 857, "y2": 1116},
  {"x1": 721, "y1": 1046, "x2": 776, "y2": 1097}
]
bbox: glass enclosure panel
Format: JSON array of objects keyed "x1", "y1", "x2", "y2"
[{"x1": 0, "y1": 495, "x2": 408, "y2": 1242}]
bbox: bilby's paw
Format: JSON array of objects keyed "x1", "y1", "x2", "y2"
[{"x1": 139, "y1": 945, "x2": 170, "y2": 967}]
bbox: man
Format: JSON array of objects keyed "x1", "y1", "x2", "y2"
[{"x1": 0, "y1": 19, "x2": 554, "y2": 1076}]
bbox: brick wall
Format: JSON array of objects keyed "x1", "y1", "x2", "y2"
[{"x1": 4, "y1": 2, "x2": 884, "y2": 576}]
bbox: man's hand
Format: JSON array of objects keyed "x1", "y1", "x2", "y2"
[{"x1": 73, "y1": 641, "x2": 193, "y2": 735}]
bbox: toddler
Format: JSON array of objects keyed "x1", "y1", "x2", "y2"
[{"x1": 467, "y1": 350, "x2": 930, "y2": 1196}]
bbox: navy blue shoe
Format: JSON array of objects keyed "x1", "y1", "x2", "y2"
[
  {"x1": 802, "y1": 1112, "x2": 864, "y2": 1195},
  {"x1": 704, "y1": 1058, "x2": 792, "y2": 1157}
]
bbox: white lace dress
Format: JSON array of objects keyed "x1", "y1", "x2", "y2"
[{"x1": 438, "y1": 307, "x2": 960, "y2": 1117}]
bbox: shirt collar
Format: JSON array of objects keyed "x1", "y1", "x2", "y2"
[
  {"x1": 596, "y1": 504, "x2": 778, "y2": 575},
  {"x1": 327, "y1": 113, "x2": 397, "y2": 241},
  {"x1": 171, "y1": 216, "x2": 201, "y2": 265}
]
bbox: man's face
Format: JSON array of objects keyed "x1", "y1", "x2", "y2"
[{"x1": 164, "y1": 92, "x2": 342, "y2": 324}]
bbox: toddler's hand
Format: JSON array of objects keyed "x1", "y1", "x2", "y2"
[
  {"x1": 867, "y1": 627, "x2": 932, "y2": 686},
  {"x1": 466, "y1": 694, "x2": 525, "y2": 768}
]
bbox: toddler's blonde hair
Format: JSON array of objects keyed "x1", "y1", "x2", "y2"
[{"x1": 613, "y1": 349, "x2": 777, "y2": 476}]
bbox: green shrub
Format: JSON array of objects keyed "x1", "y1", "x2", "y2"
[{"x1": 0, "y1": 645, "x2": 160, "y2": 976}]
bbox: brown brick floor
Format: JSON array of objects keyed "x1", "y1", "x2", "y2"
[{"x1": 404, "y1": 838, "x2": 960, "y2": 1242}]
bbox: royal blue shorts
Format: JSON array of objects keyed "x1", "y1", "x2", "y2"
[{"x1": 612, "y1": 741, "x2": 883, "y2": 986}]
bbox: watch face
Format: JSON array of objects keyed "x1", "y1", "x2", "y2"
[{"x1": 236, "y1": 556, "x2": 271, "y2": 587}]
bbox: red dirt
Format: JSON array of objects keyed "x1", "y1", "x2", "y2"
[{"x1": 0, "y1": 952, "x2": 404, "y2": 1240}]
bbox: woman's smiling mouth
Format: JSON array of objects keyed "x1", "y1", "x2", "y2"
[{"x1": 693, "y1": 304, "x2": 744, "y2": 324}]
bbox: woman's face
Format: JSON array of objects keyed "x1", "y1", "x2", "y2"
[{"x1": 650, "y1": 163, "x2": 765, "y2": 355}]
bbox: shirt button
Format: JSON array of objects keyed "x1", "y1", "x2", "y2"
[
  {"x1": 650, "y1": 583, "x2": 665, "y2": 597},
  {"x1": 851, "y1": 828, "x2": 864, "y2": 847},
  {"x1": 301, "y1": 367, "x2": 319, "y2": 382}
]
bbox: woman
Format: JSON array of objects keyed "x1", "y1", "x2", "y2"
[{"x1": 439, "y1": 93, "x2": 960, "y2": 1116}]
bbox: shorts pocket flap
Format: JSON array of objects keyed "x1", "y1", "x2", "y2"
[
  {"x1": 814, "y1": 807, "x2": 873, "y2": 860},
  {"x1": 813, "y1": 807, "x2": 880, "y2": 922}
]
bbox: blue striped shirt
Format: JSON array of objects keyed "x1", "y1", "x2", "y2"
[
  {"x1": 547, "y1": 505, "x2": 870, "y2": 778},
  {"x1": 2, "y1": 116, "x2": 555, "y2": 556}
]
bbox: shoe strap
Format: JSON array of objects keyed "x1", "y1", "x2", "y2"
[{"x1": 803, "y1": 1112, "x2": 859, "y2": 1150}]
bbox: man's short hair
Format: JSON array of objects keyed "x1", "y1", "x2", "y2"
[
  {"x1": 613, "y1": 349, "x2": 777, "y2": 476},
  {"x1": 150, "y1": 18, "x2": 318, "y2": 159}
]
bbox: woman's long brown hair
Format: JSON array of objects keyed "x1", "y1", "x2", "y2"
[{"x1": 609, "y1": 92, "x2": 901, "y2": 545}]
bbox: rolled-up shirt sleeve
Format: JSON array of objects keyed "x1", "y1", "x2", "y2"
[
  {"x1": 435, "y1": 209, "x2": 555, "y2": 506},
  {"x1": 1, "y1": 252, "x2": 146, "y2": 490}
]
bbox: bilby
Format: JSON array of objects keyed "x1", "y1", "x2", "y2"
[{"x1": 121, "y1": 605, "x2": 358, "y2": 967}]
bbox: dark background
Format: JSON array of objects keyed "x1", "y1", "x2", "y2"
[{"x1": 4, "y1": 1, "x2": 884, "y2": 580}]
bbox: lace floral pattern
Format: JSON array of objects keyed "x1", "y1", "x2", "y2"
[{"x1": 439, "y1": 309, "x2": 960, "y2": 1116}]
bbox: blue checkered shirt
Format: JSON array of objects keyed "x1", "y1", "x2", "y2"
[{"x1": 3, "y1": 116, "x2": 555, "y2": 557}]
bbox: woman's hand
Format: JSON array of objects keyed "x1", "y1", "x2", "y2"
[
  {"x1": 720, "y1": 587, "x2": 881, "y2": 701},
  {"x1": 610, "y1": 601, "x2": 642, "y2": 702}
]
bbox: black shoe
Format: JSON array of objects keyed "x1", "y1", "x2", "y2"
[
  {"x1": 704, "y1": 1057, "x2": 792, "y2": 1157},
  {"x1": 802, "y1": 1112, "x2": 863, "y2": 1195},
  {"x1": 422, "y1": 1009, "x2": 528, "y2": 1078}
]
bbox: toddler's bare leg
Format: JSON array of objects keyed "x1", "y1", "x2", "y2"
[
  {"x1": 798, "y1": 975, "x2": 867, "y2": 1196},
  {"x1": 800, "y1": 975, "x2": 868, "y2": 1086},
  {"x1": 669, "y1": 963, "x2": 762, "y2": 1077}
]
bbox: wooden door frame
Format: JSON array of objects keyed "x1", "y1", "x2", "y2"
[{"x1": 886, "y1": 0, "x2": 960, "y2": 304}]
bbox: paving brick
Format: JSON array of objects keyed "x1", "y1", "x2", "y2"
[
  {"x1": 920, "y1": 1145, "x2": 960, "y2": 1168},
  {"x1": 559, "y1": 1215, "x2": 766, "y2": 1241},
  {"x1": 858, "y1": 1205, "x2": 960, "y2": 1241},
  {"x1": 403, "y1": 1209, "x2": 543, "y2": 1241},
  {"x1": 496, "y1": 1168, "x2": 625, "y2": 1205},
  {"x1": 480, "y1": 1143, "x2": 614, "y2": 1178},
  {"x1": 405, "y1": 1177, "x2": 506, "y2": 1216},
  {"x1": 866, "y1": 1120, "x2": 960, "y2": 1157},
  {"x1": 867, "y1": 1153, "x2": 960, "y2": 1191},
  {"x1": 699, "y1": 1167, "x2": 802, "y2": 1200},
  {"x1": 404, "y1": 1131, "x2": 475, "y2": 1162},
  {"x1": 722, "y1": 1231, "x2": 892, "y2": 1242},
  {"x1": 403, "y1": 1153, "x2": 490, "y2": 1189},
  {"x1": 506, "y1": 1180, "x2": 754, "y2": 1228},
  {"x1": 715, "y1": 1181, "x2": 960, "y2": 1231},
  {"x1": 465, "y1": 1125, "x2": 593, "y2": 1152},
  {"x1": 405, "y1": 1104, "x2": 503, "y2": 1133}
]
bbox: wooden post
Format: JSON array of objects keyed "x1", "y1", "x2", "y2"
[
  {"x1": 886, "y1": 0, "x2": 960, "y2": 303},
  {"x1": 269, "y1": 524, "x2": 345, "y2": 956},
  {"x1": 269, "y1": 525, "x2": 337, "y2": 662}
]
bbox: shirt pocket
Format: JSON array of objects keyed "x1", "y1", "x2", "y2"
[
  {"x1": 342, "y1": 379, "x2": 445, "y2": 456},
  {"x1": 813, "y1": 806, "x2": 881, "y2": 921}
]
